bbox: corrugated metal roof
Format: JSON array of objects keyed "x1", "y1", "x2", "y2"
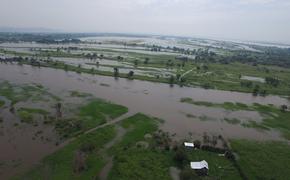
[
  {"x1": 184, "y1": 142, "x2": 194, "y2": 147},
  {"x1": 190, "y1": 160, "x2": 209, "y2": 170}
]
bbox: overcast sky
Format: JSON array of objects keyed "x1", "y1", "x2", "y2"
[{"x1": 1, "y1": 0, "x2": 290, "y2": 43}]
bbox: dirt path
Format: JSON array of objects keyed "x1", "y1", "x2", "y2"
[
  {"x1": 84, "y1": 111, "x2": 134, "y2": 135},
  {"x1": 57, "y1": 111, "x2": 135, "y2": 150},
  {"x1": 179, "y1": 68, "x2": 195, "y2": 81},
  {"x1": 170, "y1": 167, "x2": 180, "y2": 180},
  {"x1": 98, "y1": 125, "x2": 127, "y2": 180},
  {"x1": 49, "y1": 111, "x2": 133, "y2": 179}
]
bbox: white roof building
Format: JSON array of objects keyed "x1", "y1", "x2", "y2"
[
  {"x1": 184, "y1": 142, "x2": 194, "y2": 148},
  {"x1": 190, "y1": 160, "x2": 209, "y2": 170}
]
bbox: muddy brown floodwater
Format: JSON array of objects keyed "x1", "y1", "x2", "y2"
[
  {"x1": 0, "y1": 97, "x2": 58, "y2": 179},
  {"x1": 0, "y1": 63, "x2": 289, "y2": 179}
]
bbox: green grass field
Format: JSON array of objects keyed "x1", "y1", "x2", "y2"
[
  {"x1": 15, "y1": 113, "x2": 277, "y2": 180},
  {"x1": 79, "y1": 99, "x2": 128, "y2": 121},
  {"x1": 55, "y1": 99, "x2": 128, "y2": 138},
  {"x1": 231, "y1": 139, "x2": 290, "y2": 180},
  {"x1": 186, "y1": 149, "x2": 242, "y2": 180}
]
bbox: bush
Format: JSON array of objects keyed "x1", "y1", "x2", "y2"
[
  {"x1": 80, "y1": 142, "x2": 96, "y2": 153},
  {"x1": 225, "y1": 151, "x2": 235, "y2": 160},
  {"x1": 201, "y1": 145, "x2": 226, "y2": 154},
  {"x1": 193, "y1": 140, "x2": 201, "y2": 149},
  {"x1": 174, "y1": 148, "x2": 188, "y2": 167},
  {"x1": 180, "y1": 167, "x2": 200, "y2": 180}
]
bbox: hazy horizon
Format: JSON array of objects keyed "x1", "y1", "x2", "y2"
[{"x1": 1, "y1": 0, "x2": 290, "y2": 43}]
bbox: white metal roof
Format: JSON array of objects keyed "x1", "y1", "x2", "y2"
[
  {"x1": 190, "y1": 160, "x2": 209, "y2": 170},
  {"x1": 184, "y1": 142, "x2": 194, "y2": 147}
]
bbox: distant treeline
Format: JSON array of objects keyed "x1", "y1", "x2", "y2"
[
  {"x1": 196, "y1": 46, "x2": 290, "y2": 68},
  {"x1": 225, "y1": 48, "x2": 290, "y2": 67},
  {"x1": 0, "y1": 33, "x2": 89, "y2": 44}
]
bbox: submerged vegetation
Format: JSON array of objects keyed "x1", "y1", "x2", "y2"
[
  {"x1": 223, "y1": 118, "x2": 241, "y2": 125},
  {"x1": 0, "y1": 81, "x2": 53, "y2": 105},
  {"x1": 1, "y1": 75, "x2": 290, "y2": 179},
  {"x1": 55, "y1": 99, "x2": 128, "y2": 139},
  {"x1": 181, "y1": 97, "x2": 290, "y2": 139},
  {"x1": 1, "y1": 34, "x2": 290, "y2": 179},
  {"x1": 0, "y1": 80, "x2": 128, "y2": 139},
  {"x1": 17, "y1": 107, "x2": 49, "y2": 124},
  {"x1": 16, "y1": 113, "x2": 243, "y2": 179},
  {"x1": 180, "y1": 97, "x2": 251, "y2": 111},
  {"x1": 0, "y1": 100, "x2": 4, "y2": 107},
  {"x1": 69, "y1": 90, "x2": 92, "y2": 98},
  {"x1": 14, "y1": 126, "x2": 116, "y2": 180},
  {"x1": 1, "y1": 32, "x2": 290, "y2": 96}
]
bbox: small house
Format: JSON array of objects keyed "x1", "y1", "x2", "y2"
[
  {"x1": 184, "y1": 142, "x2": 194, "y2": 148},
  {"x1": 175, "y1": 56, "x2": 188, "y2": 61},
  {"x1": 190, "y1": 160, "x2": 209, "y2": 176}
]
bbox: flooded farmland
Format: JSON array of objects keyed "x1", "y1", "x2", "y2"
[
  {"x1": 1, "y1": 35, "x2": 290, "y2": 180},
  {"x1": 1, "y1": 56, "x2": 290, "y2": 179},
  {"x1": 1, "y1": 64, "x2": 289, "y2": 138},
  {"x1": 1, "y1": 0, "x2": 290, "y2": 178}
]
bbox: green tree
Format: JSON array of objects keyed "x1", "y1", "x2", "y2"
[
  {"x1": 128, "y1": 71, "x2": 134, "y2": 78},
  {"x1": 144, "y1": 57, "x2": 149, "y2": 64},
  {"x1": 114, "y1": 67, "x2": 119, "y2": 77},
  {"x1": 134, "y1": 59, "x2": 138, "y2": 66}
]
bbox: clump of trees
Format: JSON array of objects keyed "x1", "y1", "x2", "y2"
[
  {"x1": 55, "y1": 103, "x2": 62, "y2": 118},
  {"x1": 265, "y1": 77, "x2": 280, "y2": 87},
  {"x1": 152, "y1": 130, "x2": 172, "y2": 151},
  {"x1": 167, "y1": 60, "x2": 175, "y2": 68},
  {"x1": 174, "y1": 147, "x2": 189, "y2": 167},
  {"x1": 117, "y1": 56, "x2": 124, "y2": 61},
  {"x1": 114, "y1": 67, "x2": 119, "y2": 77},
  {"x1": 128, "y1": 71, "x2": 134, "y2": 78},
  {"x1": 280, "y1": 105, "x2": 288, "y2": 112},
  {"x1": 144, "y1": 57, "x2": 150, "y2": 64},
  {"x1": 240, "y1": 81, "x2": 253, "y2": 88},
  {"x1": 134, "y1": 60, "x2": 138, "y2": 66},
  {"x1": 251, "y1": 85, "x2": 267, "y2": 97},
  {"x1": 169, "y1": 75, "x2": 175, "y2": 85}
]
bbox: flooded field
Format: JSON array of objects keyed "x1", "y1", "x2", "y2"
[
  {"x1": 1, "y1": 36, "x2": 290, "y2": 179},
  {"x1": 80, "y1": 36, "x2": 263, "y2": 52},
  {"x1": 2, "y1": 0, "x2": 290, "y2": 177},
  {"x1": 1, "y1": 64, "x2": 288, "y2": 141},
  {"x1": 52, "y1": 57, "x2": 175, "y2": 77}
]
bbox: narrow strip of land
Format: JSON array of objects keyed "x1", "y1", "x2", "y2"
[
  {"x1": 179, "y1": 68, "x2": 194, "y2": 81},
  {"x1": 58, "y1": 111, "x2": 136, "y2": 149}
]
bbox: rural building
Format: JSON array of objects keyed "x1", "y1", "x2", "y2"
[
  {"x1": 190, "y1": 160, "x2": 209, "y2": 176},
  {"x1": 184, "y1": 142, "x2": 194, "y2": 148},
  {"x1": 175, "y1": 55, "x2": 188, "y2": 61}
]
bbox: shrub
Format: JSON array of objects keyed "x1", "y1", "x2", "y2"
[
  {"x1": 174, "y1": 148, "x2": 188, "y2": 167},
  {"x1": 201, "y1": 145, "x2": 226, "y2": 154},
  {"x1": 180, "y1": 167, "x2": 200, "y2": 180},
  {"x1": 193, "y1": 140, "x2": 201, "y2": 149}
]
